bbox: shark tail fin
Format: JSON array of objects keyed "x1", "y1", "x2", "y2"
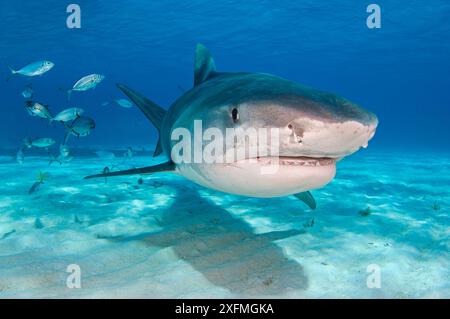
[
  {"x1": 194, "y1": 43, "x2": 217, "y2": 86},
  {"x1": 294, "y1": 191, "x2": 317, "y2": 210},
  {"x1": 116, "y1": 83, "x2": 167, "y2": 157},
  {"x1": 84, "y1": 161, "x2": 174, "y2": 180}
]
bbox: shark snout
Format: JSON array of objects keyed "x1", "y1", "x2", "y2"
[{"x1": 284, "y1": 111, "x2": 378, "y2": 158}]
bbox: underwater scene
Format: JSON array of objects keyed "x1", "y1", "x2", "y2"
[{"x1": 0, "y1": 1, "x2": 449, "y2": 299}]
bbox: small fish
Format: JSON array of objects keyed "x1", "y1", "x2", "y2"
[
  {"x1": 124, "y1": 147, "x2": 133, "y2": 160},
  {"x1": 95, "y1": 150, "x2": 115, "y2": 160},
  {"x1": 48, "y1": 144, "x2": 72, "y2": 165},
  {"x1": 101, "y1": 101, "x2": 110, "y2": 107},
  {"x1": 28, "y1": 181, "x2": 42, "y2": 194},
  {"x1": 52, "y1": 107, "x2": 84, "y2": 123},
  {"x1": 28, "y1": 171, "x2": 49, "y2": 195},
  {"x1": 63, "y1": 116, "x2": 96, "y2": 144},
  {"x1": 25, "y1": 101, "x2": 52, "y2": 120},
  {"x1": 49, "y1": 154, "x2": 73, "y2": 166},
  {"x1": 60, "y1": 144, "x2": 70, "y2": 157},
  {"x1": 23, "y1": 137, "x2": 55, "y2": 149},
  {"x1": 115, "y1": 99, "x2": 133, "y2": 108},
  {"x1": 67, "y1": 74, "x2": 105, "y2": 100},
  {"x1": 16, "y1": 147, "x2": 24, "y2": 164},
  {"x1": 21, "y1": 84, "x2": 34, "y2": 99},
  {"x1": 8, "y1": 61, "x2": 54, "y2": 81}
]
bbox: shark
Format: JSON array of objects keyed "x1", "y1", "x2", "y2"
[{"x1": 85, "y1": 44, "x2": 378, "y2": 209}]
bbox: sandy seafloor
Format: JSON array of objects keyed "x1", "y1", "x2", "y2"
[{"x1": 0, "y1": 150, "x2": 448, "y2": 298}]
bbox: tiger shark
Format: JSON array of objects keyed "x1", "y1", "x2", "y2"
[{"x1": 85, "y1": 44, "x2": 378, "y2": 209}]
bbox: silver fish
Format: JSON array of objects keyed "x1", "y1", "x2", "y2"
[
  {"x1": 67, "y1": 74, "x2": 105, "y2": 100},
  {"x1": 21, "y1": 85, "x2": 34, "y2": 99},
  {"x1": 25, "y1": 101, "x2": 52, "y2": 120},
  {"x1": 124, "y1": 147, "x2": 133, "y2": 159},
  {"x1": 49, "y1": 144, "x2": 72, "y2": 166},
  {"x1": 49, "y1": 154, "x2": 73, "y2": 166},
  {"x1": 60, "y1": 144, "x2": 70, "y2": 157},
  {"x1": 16, "y1": 148, "x2": 24, "y2": 164},
  {"x1": 52, "y1": 107, "x2": 84, "y2": 122},
  {"x1": 23, "y1": 137, "x2": 55, "y2": 149},
  {"x1": 115, "y1": 99, "x2": 133, "y2": 108},
  {"x1": 65, "y1": 116, "x2": 96, "y2": 142},
  {"x1": 8, "y1": 61, "x2": 54, "y2": 81}
]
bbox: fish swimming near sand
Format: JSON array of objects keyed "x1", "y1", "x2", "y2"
[
  {"x1": 49, "y1": 144, "x2": 73, "y2": 165},
  {"x1": 28, "y1": 171, "x2": 49, "y2": 194},
  {"x1": 49, "y1": 154, "x2": 73, "y2": 165},
  {"x1": 63, "y1": 116, "x2": 96, "y2": 144},
  {"x1": 21, "y1": 84, "x2": 34, "y2": 99},
  {"x1": 67, "y1": 74, "x2": 105, "y2": 101},
  {"x1": 60, "y1": 144, "x2": 70, "y2": 157},
  {"x1": 52, "y1": 107, "x2": 84, "y2": 123},
  {"x1": 23, "y1": 137, "x2": 55, "y2": 149},
  {"x1": 7, "y1": 61, "x2": 54, "y2": 81},
  {"x1": 85, "y1": 44, "x2": 378, "y2": 209},
  {"x1": 124, "y1": 147, "x2": 133, "y2": 160},
  {"x1": 16, "y1": 147, "x2": 24, "y2": 164},
  {"x1": 25, "y1": 101, "x2": 52, "y2": 120}
]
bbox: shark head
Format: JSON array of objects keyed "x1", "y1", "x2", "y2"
[
  {"x1": 170, "y1": 71, "x2": 378, "y2": 197},
  {"x1": 87, "y1": 44, "x2": 378, "y2": 203}
]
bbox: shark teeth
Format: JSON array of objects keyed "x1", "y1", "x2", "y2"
[{"x1": 250, "y1": 156, "x2": 336, "y2": 167}]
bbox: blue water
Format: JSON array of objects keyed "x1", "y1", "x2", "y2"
[{"x1": 0, "y1": 1, "x2": 449, "y2": 298}]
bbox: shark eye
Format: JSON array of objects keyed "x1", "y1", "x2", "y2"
[{"x1": 231, "y1": 108, "x2": 239, "y2": 123}]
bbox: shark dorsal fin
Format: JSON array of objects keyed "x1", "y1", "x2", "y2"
[{"x1": 194, "y1": 43, "x2": 216, "y2": 86}]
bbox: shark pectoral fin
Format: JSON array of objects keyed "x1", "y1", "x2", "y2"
[
  {"x1": 194, "y1": 43, "x2": 217, "y2": 86},
  {"x1": 84, "y1": 161, "x2": 175, "y2": 180},
  {"x1": 293, "y1": 191, "x2": 317, "y2": 210}
]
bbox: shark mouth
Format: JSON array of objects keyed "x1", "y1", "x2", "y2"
[{"x1": 237, "y1": 156, "x2": 337, "y2": 167}]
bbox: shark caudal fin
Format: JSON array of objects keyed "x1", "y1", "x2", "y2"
[
  {"x1": 84, "y1": 161, "x2": 175, "y2": 180},
  {"x1": 194, "y1": 43, "x2": 217, "y2": 86},
  {"x1": 294, "y1": 191, "x2": 317, "y2": 210},
  {"x1": 116, "y1": 83, "x2": 166, "y2": 157}
]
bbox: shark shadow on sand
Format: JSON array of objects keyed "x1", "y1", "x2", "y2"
[{"x1": 100, "y1": 184, "x2": 309, "y2": 295}]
